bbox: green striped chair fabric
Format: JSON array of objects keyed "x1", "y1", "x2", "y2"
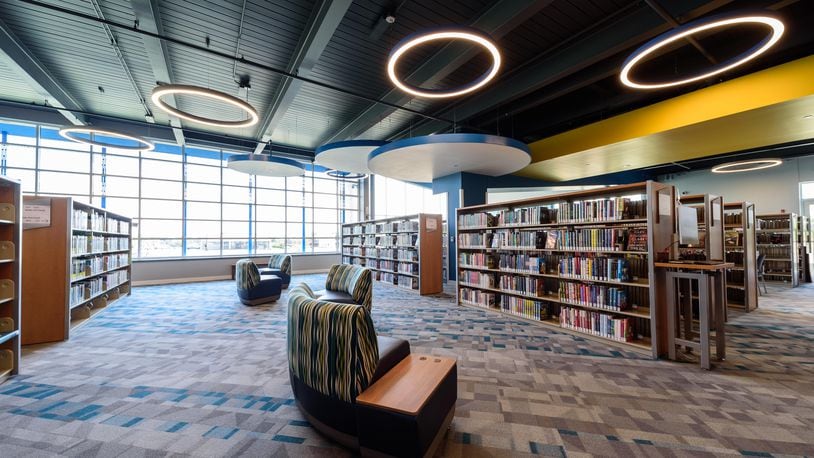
[
  {"x1": 325, "y1": 264, "x2": 373, "y2": 310},
  {"x1": 236, "y1": 259, "x2": 261, "y2": 289},
  {"x1": 268, "y1": 254, "x2": 291, "y2": 275},
  {"x1": 287, "y1": 283, "x2": 379, "y2": 402}
]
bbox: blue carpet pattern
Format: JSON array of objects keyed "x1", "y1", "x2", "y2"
[{"x1": 1, "y1": 275, "x2": 813, "y2": 456}]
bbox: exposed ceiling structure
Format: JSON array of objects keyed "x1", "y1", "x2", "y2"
[{"x1": 0, "y1": 0, "x2": 812, "y2": 179}]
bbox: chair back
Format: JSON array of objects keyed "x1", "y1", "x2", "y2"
[
  {"x1": 757, "y1": 253, "x2": 766, "y2": 274},
  {"x1": 326, "y1": 264, "x2": 373, "y2": 309},
  {"x1": 236, "y1": 259, "x2": 260, "y2": 290},
  {"x1": 268, "y1": 254, "x2": 292, "y2": 274},
  {"x1": 287, "y1": 284, "x2": 379, "y2": 402}
]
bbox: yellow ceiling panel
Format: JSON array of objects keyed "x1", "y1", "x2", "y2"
[{"x1": 518, "y1": 55, "x2": 814, "y2": 181}]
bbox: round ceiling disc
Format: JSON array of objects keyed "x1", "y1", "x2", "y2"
[{"x1": 315, "y1": 140, "x2": 388, "y2": 174}]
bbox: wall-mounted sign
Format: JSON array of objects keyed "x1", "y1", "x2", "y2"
[{"x1": 23, "y1": 198, "x2": 51, "y2": 230}]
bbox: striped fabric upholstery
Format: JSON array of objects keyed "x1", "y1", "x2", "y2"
[
  {"x1": 287, "y1": 283, "x2": 379, "y2": 402},
  {"x1": 236, "y1": 259, "x2": 260, "y2": 289},
  {"x1": 268, "y1": 254, "x2": 291, "y2": 276},
  {"x1": 325, "y1": 264, "x2": 373, "y2": 310}
]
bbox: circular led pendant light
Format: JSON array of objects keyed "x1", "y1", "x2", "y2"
[
  {"x1": 151, "y1": 84, "x2": 259, "y2": 128},
  {"x1": 620, "y1": 13, "x2": 784, "y2": 90},
  {"x1": 227, "y1": 153, "x2": 304, "y2": 177},
  {"x1": 711, "y1": 158, "x2": 782, "y2": 173},
  {"x1": 59, "y1": 127, "x2": 155, "y2": 151},
  {"x1": 326, "y1": 170, "x2": 366, "y2": 179},
  {"x1": 315, "y1": 140, "x2": 388, "y2": 175},
  {"x1": 387, "y1": 27, "x2": 501, "y2": 98},
  {"x1": 367, "y1": 133, "x2": 530, "y2": 183}
]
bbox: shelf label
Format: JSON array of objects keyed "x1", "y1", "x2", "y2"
[
  {"x1": 23, "y1": 198, "x2": 51, "y2": 230},
  {"x1": 426, "y1": 218, "x2": 438, "y2": 231}
]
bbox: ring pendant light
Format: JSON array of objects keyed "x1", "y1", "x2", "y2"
[
  {"x1": 227, "y1": 153, "x2": 304, "y2": 177},
  {"x1": 387, "y1": 27, "x2": 501, "y2": 98},
  {"x1": 151, "y1": 84, "x2": 259, "y2": 128},
  {"x1": 620, "y1": 14, "x2": 785, "y2": 90},
  {"x1": 59, "y1": 127, "x2": 155, "y2": 151},
  {"x1": 711, "y1": 158, "x2": 782, "y2": 173}
]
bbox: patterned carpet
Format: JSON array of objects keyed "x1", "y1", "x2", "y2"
[{"x1": 1, "y1": 275, "x2": 814, "y2": 457}]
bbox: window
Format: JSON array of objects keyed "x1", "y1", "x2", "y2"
[
  {"x1": 373, "y1": 175, "x2": 446, "y2": 219},
  {"x1": 0, "y1": 118, "x2": 358, "y2": 259},
  {"x1": 801, "y1": 182, "x2": 814, "y2": 219}
]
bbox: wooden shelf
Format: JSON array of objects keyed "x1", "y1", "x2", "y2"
[
  {"x1": 23, "y1": 197, "x2": 133, "y2": 345},
  {"x1": 458, "y1": 265, "x2": 650, "y2": 288},
  {"x1": 456, "y1": 180, "x2": 673, "y2": 360},
  {"x1": 0, "y1": 177, "x2": 21, "y2": 383}
]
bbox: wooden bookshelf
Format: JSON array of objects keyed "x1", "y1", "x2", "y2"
[
  {"x1": 341, "y1": 213, "x2": 443, "y2": 295},
  {"x1": 723, "y1": 202, "x2": 758, "y2": 312},
  {"x1": 0, "y1": 177, "x2": 21, "y2": 384},
  {"x1": 797, "y1": 215, "x2": 811, "y2": 283},
  {"x1": 455, "y1": 181, "x2": 675, "y2": 359},
  {"x1": 756, "y1": 213, "x2": 799, "y2": 287},
  {"x1": 22, "y1": 197, "x2": 132, "y2": 344}
]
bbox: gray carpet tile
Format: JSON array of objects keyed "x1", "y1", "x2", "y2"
[{"x1": 1, "y1": 275, "x2": 813, "y2": 457}]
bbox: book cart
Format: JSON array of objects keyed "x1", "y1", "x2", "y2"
[
  {"x1": 455, "y1": 181, "x2": 675, "y2": 358},
  {"x1": 341, "y1": 213, "x2": 443, "y2": 295}
]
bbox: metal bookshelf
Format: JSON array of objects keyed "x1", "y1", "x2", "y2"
[
  {"x1": 723, "y1": 202, "x2": 758, "y2": 312},
  {"x1": 756, "y1": 213, "x2": 799, "y2": 287}
]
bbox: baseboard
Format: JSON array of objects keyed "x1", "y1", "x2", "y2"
[
  {"x1": 132, "y1": 275, "x2": 230, "y2": 286},
  {"x1": 132, "y1": 270, "x2": 329, "y2": 287}
]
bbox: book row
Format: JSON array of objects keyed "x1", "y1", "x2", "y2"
[
  {"x1": 72, "y1": 208, "x2": 130, "y2": 234},
  {"x1": 758, "y1": 219, "x2": 790, "y2": 230},
  {"x1": 458, "y1": 253, "x2": 648, "y2": 281},
  {"x1": 501, "y1": 295, "x2": 548, "y2": 321},
  {"x1": 559, "y1": 306, "x2": 634, "y2": 343},
  {"x1": 458, "y1": 196, "x2": 648, "y2": 228},
  {"x1": 377, "y1": 271, "x2": 418, "y2": 289},
  {"x1": 756, "y1": 245, "x2": 792, "y2": 257},
  {"x1": 757, "y1": 233, "x2": 790, "y2": 244},
  {"x1": 459, "y1": 227, "x2": 648, "y2": 252},
  {"x1": 342, "y1": 220, "x2": 420, "y2": 235},
  {"x1": 69, "y1": 254, "x2": 129, "y2": 280},
  {"x1": 558, "y1": 281, "x2": 630, "y2": 311},
  {"x1": 724, "y1": 212, "x2": 743, "y2": 225},
  {"x1": 71, "y1": 235, "x2": 130, "y2": 255}
]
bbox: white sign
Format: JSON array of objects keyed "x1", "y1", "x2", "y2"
[
  {"x1": 426, "y1": 218, "x2": 438, "y2": 231},
  {"x1": 23, "y1": 199, "x2": 51, "y2": 230}
]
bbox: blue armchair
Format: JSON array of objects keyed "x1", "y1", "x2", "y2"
[
  {"x1": 259, "y1": 254, "x2": 292, "y2": 288},
  {"x1": 235, "y1": 259, "x2": 282, "y2": 306}
]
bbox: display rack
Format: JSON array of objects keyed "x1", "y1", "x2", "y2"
[
  {"x1": 22, "y1": 197, "x2": 132, "y2": 344},
  {"x1": 677, "y1": 194, "x2": 724, "y2": 262},
  {"x1": 455, "y1": 181, "x2": 675, "y2": 359},
  {"x1": 341, "y1": 213, "x2": 443, "y2": 295},
  {"x1": 0, "y1": 177, "x2": 21, "y2": 384},
  {"x1": 723, "y1": 202, "x2": 758, "y2": 312},
  {"x1": 756, "y1": 213, "x2": 799, "y2": 287}
]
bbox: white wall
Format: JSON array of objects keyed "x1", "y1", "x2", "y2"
[
  {"x1": 659, "y1": 155, "x2": 814, "y2": 215},
  {"x1": 132, "y1": 253, "x2": 340, "y2": 285}
]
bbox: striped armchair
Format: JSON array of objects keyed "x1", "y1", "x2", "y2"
[
  {"x1": 235, "y1": 259, "x2": 281, "y2": 305},
  {"x1": 320, "y1": 264, "x2": 373, "y2": 310},
  {"x1": 287, "y1": 283, "x2": 409, "y2": 448},
  {"x1": 259, "y1": 254, "x2": 292, "y2": 288}
]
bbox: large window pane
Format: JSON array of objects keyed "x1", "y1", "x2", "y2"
[
  {"x1": 140, "y1": 239, "x2": 182, "y2": 257},
  {"x1": 93, "y1": 153, "x2": 139, "y2": 177},
  {"x1": 222, "y1": 167, "x2": 250, "y2": 186},
  {"x1": 187, "y1": 220, "x2": 220, "y2": 238},
  {"x1": 40, "y1": 148, "x2": 90, "y2": 173},
  {"x1": 140, "y1": 219, "x2": 182, "y2": 238},
  {"x1": 186, "y1": 182, "x2": 220, "y2": 202},
  {"x1": 186, "y1": 238, "x2": 221, "y2": 256},
  {"x1": 223, "y1": 185, "x2": 251, "y2": 203},
  {"x1": 256, "y1": 176, "x2": 285, "y2": 189},
  {"x1": 141, "y1": 179, "x2": 182, "y2": 200},
  {"x1": 314, "y1": 208, "x2": 338, "y2": 223},
  {"x1": 314, "y1": 223, "x2": 338, "y2": 238},
  {"x1": 256, "y1": 188, "x2": 285, "y2": 205},
  {"x1": 186, "y1": 163, "x2": 221, "y2": 184},
  {"x1": 6, "y1": 144, "x2": 36, "y2": 168},
  {"x1": 314, "y1": 178, "x2": 336, "y2": 194},
  {"x1": 222, "y1": 203, "x2": 250, "y2": 220},
  {"x1": 141, "y1": 199, "x2": 182, "y2": 219},
  {"x1": 313, "y1": 238, "x2": 337, "y2": 252},
  {"x1": 142, "y1": 159, "x2": 181, "y2": 180},
  {"x1": 94, "y1": 197, "x2": 138, "y2": 217},
  {"x1": 256, "y1": 205, "x2": 285, "y2": 221},
  {"x1": 255, "y1": 238, "x2": 285, "y2": 254},
  {"x1": 0, "y1": 121, "x2": 37, "y2": 145},
  {"x1": 257, "y1": 222, "x2": 285, "y2": 237},
  {"x1": 93, "y1": 175, "x2": 139, "y2": 197},
  {"x1": 223, "y1": 221, "x2": 249, "y2": 238},
  {"x1": 286, "y1": 238, "x2": 305, "y2": 253},
  {"x1": 39, "y1": 171, "x2": 89, "y2": 195},
  {"x1": 314, "y1": 193, "x2": 337, "y2": 209},
  {"x1": 222, "y1": 239, "x2": 249, "y2": 255},
  {"x1": 4, "y1": 169, "x2": 35, "y2": 192},
  {"x1": 187, "y1": 201, "x2": 221, "y2": 220}
]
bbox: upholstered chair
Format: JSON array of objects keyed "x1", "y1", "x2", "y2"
[
  {"x1": 235, "y1": 259, "x2": 282, "y2": 305},
  {"x1": 259, "y1": 254, "x2": 292, "y2": 288}
]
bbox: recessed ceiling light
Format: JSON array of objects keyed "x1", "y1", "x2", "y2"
[
  {"x1": 387, "y1": 27, "x2": 501, "y2": 98},
  {"x1": 59, "y1": 127, "x2": 155, "y2": 151},
  {"x1": 711, "y1": 158, "x2": 782, "y2": 173},
  {"x1": 151, "y1": 84, "x2": 259, "y2": 128},
  {"x1": 620, "y1": 13, "x2": 785, "y2": 90}
]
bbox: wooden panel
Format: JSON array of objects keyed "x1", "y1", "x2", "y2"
[
  {"x1": 356, "y1": 354, "x2": 455, "y2": 415},
  {"x1": 418, "y1": 214, "x2": 443, "y2": 295},
  {"x1": 21, "y1": 196, "x2": 70, "y2": 344},
  {"x1": 0, "y1": 177, "x2": 21, "y2": 381}
]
